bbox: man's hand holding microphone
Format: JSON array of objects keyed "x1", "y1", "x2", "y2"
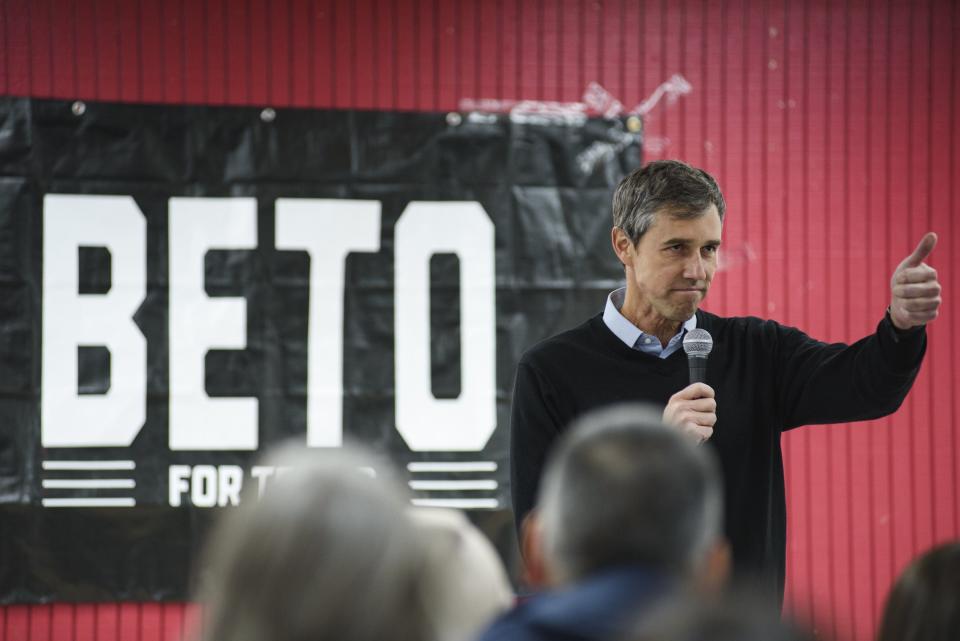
[{"x1": 663, "y1": 328, "x2": 716, "y2": 445}]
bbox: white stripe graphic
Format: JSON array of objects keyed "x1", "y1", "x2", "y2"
[
  {"x1": 42, "y1": 498, "x2": 136, "y2": 508},
  {"x1": 407, "y1": 461, "x2": 497, "y2": 473},
  {"x1": 409, "y1": 480, "x2": 498, "y2": 491},
  {"x1": 42, "y1": 479, "x2": 136, "y2": 489},
  {"x1": 411, "y1": 498, "x2": 499, "y2": 509},
  {"x1": 42, "y1": 460, "x2": 136, "y2": 471}
]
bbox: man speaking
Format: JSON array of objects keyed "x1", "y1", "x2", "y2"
[{"x1": 509, "y1": 159, "x2": 940, "y2": 600}]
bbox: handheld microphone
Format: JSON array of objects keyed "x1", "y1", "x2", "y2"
[{"x1": 682, "y1": 329, "x2": 713, "y2": 384}]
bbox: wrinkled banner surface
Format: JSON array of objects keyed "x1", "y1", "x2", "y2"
[{"x1": 0, "y1": 98, "x2": 640, "y2": 602}]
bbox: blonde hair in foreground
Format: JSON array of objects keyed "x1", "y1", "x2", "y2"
[{"x1": 195, "y1": 443, "x2": 431, "y2": 641}]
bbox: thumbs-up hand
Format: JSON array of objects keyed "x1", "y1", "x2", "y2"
[{"x1": 890, "y1": 232, "x2": 941, "y2": 330}]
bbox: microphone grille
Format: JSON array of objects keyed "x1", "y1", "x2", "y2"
[{"x1": 683, "y1": 328, "x2": 713, "y2": 357}]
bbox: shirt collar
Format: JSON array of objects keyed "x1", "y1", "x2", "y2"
[{"x1": 602, "y1": 287, "x2": 697, "y2": 348}]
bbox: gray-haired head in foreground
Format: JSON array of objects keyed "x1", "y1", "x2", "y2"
[
  {"x1": 613, "y1": 159, "x2": 726, "y2": 245},
  {"x1": 538, "y1": 403, "x2": 723, "y2": 583},
  {"x1": 196, "y1": 443, "x2": 430, "y2": 641}
]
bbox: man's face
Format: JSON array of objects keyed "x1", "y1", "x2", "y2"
[{"x1": 619, "y1": 205, "x2": 723, "y2": 321}]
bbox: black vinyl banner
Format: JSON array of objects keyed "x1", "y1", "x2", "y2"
[{"x1": 0, "y1": 97, "x2": 640, "y2": 602}]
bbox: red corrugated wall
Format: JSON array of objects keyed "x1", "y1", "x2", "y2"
[{"x1": 2, "y1": 1, "x2": 957, "y2": 640}]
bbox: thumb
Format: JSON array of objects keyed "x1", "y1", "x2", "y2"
[
  {"x1": 901, "y1": 232, "x2": 937, "y2": 269},
  {"x1": 680, "y1": 382, "x2": 715, "y2": 399}
]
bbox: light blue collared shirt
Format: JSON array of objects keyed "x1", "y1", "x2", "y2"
[{"x1": 602, "y1": 288, "x2": 697, "y2": 359}]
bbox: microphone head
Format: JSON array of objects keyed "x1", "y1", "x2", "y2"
[{"x1": 683, "y1": 328, "x2": 713, "y2": 358}]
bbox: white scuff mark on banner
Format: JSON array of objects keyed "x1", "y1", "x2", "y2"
[
  {"x1": 509, "y1": 100, "x2": 589, "y2": 126},
  {"x1": 462, "y1": 76, "x2": 693, "y2": 175},
  {"x1": 629, "y1": 73, "x2": 693, "y2": 116},
  {"x1": 573, "y1": 74, "x2": 693, "y2": 173},
  {"x1": 465, "y1": 112, "x2": 499, "y2": 125},
  {"x1": 573, "y1": 75, "x2": 693, "y2": 174},
  {"x1": 582, "y1": 82, "x2": 624, "y2": 118},
  {"x1": 573, "y1": 83, "x2": 639, "y2": 175},
  {"x1": 458, "y1": 97, "x2": 582, "y2": 123},
  {"x1": 575, "y1": 123, "x2": 639, "y2": 175},
  {"x1": 458, "y1": 97, "x2": 590, "y2": 126},
  {"x1": 457, "y1": 74, "x2": 691, "y2": 126}
]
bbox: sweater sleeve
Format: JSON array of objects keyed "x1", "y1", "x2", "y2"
[
  {"x1": 509, "y1": 358, "x2": 564, "y2": 536},
  {"x1": 778, "y1": 313, "x2": 927, "y2": 429}
]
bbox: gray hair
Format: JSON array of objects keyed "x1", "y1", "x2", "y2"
[
  {"x1": 613, "y1": 160, "x2": 726, "y2": 244},
  {"x1": 410, "y1": 507, "x2": 513, "y2": 641},
  {"x1": 538, "y1": 404, "x2": 723, "y2": 583},
  {"x1": 196, "y1": 443, "x2": 431, "y2": 641}
]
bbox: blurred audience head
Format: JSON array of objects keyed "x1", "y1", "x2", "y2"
[
  {"x1": 196, "y1": 442, "x2": 430, "y2": 641},
  {"x1": 410, "y1": 507, "x2": 514, "y2": 641},
  {"x1": 878, "y1": 540, "x2": 960, "y2": 641},
  {"x1": 536, "y1": 403, "x2": 729, "y2": 588},
  {"x1": 624, "y1": 592, "x2": 814, "y2": 641}
]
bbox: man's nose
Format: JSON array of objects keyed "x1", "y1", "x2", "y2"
[{"x1": 683, "y1": 253, "x2": 707, "y2": 281}]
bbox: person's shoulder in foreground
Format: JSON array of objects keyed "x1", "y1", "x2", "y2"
[
  {"x1": 625, "y1": 590, "x2": 815, "y2": 641},
  {"x1": 478, "y1": 565, "x2": 668, "y2": 641}
]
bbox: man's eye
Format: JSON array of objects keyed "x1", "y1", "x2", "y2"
[
  {"x1": 667, "y1": 245, "x2": 684, "y2": 252},
  {"x1": 702, "y1": 246, "x2": 718, "y2": 254}
]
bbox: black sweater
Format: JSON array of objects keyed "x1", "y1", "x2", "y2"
[{"x1": 510, "y1": 310, "x2": 926, "y2": 597}]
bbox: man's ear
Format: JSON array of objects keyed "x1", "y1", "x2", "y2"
[
  {"x1": 695, "y1": 537, "x2": 731, "y2": 594},
  {"x1": 520, "y1": 510, "x2": 548, "y2": 590},
  {"x1": 611, "y1": 227, "x2": 633, "y2": 267}
]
